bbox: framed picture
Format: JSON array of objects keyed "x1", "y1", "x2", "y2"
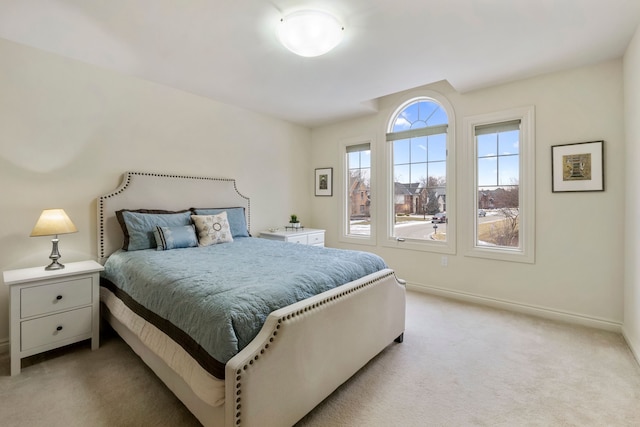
[
  {"x1": 315, "y1": 167, "x2": 333, "y2": 196},
  {"x1": 551, "y1": 140, "x2": 604, "y2": 192}
]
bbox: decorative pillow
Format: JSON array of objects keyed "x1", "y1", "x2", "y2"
[
  {"x1": 192, "y1": 213, "x2": 234, "y2": 246},
  {"x1": 192, "y1": 207, "x2": 250, "y2": 238},
  {"x1": 153, "y1": 225, "x2": 198, "y2": 251},
  {"x1": 116, "y1": 209, "x2": 192, "y2": 251}
]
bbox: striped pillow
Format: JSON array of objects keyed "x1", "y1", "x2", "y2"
[{"x1": 153, "y1": 225, "x2": 198, "y2": 251}]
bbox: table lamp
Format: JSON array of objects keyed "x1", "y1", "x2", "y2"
[{"x1": 30, "y1": 209, "x2": 78, "y2": 270}]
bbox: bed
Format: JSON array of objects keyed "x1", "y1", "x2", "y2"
[{"x1": 97, "y1": 171, "x2": 406, "y2": 427}]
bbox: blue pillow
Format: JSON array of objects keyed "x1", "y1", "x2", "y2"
[
  {"x1": 192, "y1": 207, "x2": 249, "y2": 238},
  {"x1": 153, "y1": 225, "x2": 198, "y2": 250},
  {"x1": 116, "y1": 209, "x2": 192, "y2": 251}
]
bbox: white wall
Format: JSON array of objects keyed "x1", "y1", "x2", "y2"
[
  {"x1": 311, "y1": 60, "x2": 625, "y2": 329},
  {"x1": 0, "y1": 39, "x2": 312, "y2": 346},
  {"x1": 624, "y1": 24, "x2": 640, "y2": 360}
]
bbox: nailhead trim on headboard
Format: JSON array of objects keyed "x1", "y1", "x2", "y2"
[
  {"x1": 98, "y1": 171, "x2": 251, "y2": 261},
  {"x1": 230, "y1": 270, "x2": 397, "y2": 426}
]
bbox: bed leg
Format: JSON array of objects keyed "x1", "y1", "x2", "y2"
[{"x1": 394, "y1": 333, "x2": 404, "y2": 343}]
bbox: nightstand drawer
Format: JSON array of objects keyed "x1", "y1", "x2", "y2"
[
  {"x1": 287, "y1": 235, "x2": 308, "y2": 244},
  {"x1": 21, "y1": 277, "x2": 93, "y2": 318},
  {"x1": 21, "y1": 306, "x2": 92, "y2": 352},
  {"x1": 307, "y1": 232, "x2": 325, "y2": 246}
]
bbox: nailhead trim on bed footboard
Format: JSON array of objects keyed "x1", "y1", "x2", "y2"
[
  {"x1": 231, "y1": 270, "x2": 400, "y2": 426},
  {"x1": 98, "y1": 171, "x2": 250, "y2": 260}
]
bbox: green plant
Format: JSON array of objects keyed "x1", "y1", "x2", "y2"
[{"x1": 289, "y1": 214, "x2": 299, "y2": 223}]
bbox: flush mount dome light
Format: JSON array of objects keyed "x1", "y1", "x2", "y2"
[{"x1": 277, "y1": 10, "x2": 344, "y2": 57}]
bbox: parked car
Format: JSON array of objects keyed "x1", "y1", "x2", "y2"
[
  {"x1": 478, "y1": 209, "x2": 486, "y2": 217},
  {"x1": 431, "y1": 212, "x2": 447, "y2": 223}
]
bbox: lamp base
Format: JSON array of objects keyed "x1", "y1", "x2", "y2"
[
  {"x1": 45, "y1": 260, "x2": 65, "y2": 270},
  {"x1": 44, "y1": 236, "x2": 65, "y2": 270}
]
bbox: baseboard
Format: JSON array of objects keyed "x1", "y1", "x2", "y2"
[
  {"x1": 622, "y1": 327, "x2": 640, "y2": 367},
  {"x1": 407, "y1": 282, "x2": 623, "y2": 333}
]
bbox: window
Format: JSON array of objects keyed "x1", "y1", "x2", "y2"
[
  {"x1": 341, "y1": 139, "x2": 374, "y2": 243},
  {"x1": 463, "y1": 106, "x2": 535, "y2": 263},
  {"x1": 476, "y1": 121, "x2": 520, "y2": 247},
  {"x1": 385, "y1": 94, "x2": 456, "y2": 253}
]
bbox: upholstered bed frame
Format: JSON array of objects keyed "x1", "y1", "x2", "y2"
[{"x1": 97, "y1": 172, "x2": 406, "y2": 427}]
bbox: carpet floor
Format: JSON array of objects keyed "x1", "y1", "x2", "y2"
[{"x1": 1, "y1": 291, "x2": 639, "y2": 426}]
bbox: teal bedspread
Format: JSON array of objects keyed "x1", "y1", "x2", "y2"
[{"x1": 101, "y1": 237, "x2": 387, "y2": 377}]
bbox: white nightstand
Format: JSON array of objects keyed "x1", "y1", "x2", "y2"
[
  {"x1": 3, "y1": 260, "x2": 104, "y2": 375},
  {"x1": 260, "y1": 228, "x2": 325, "y2": 247}
]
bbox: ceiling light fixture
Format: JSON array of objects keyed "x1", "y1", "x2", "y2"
[{"x1": 277, "y1": 10, "x2": 344, "y2": 57}]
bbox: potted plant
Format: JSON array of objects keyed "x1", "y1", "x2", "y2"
[{"x1": 289, "y1": 214, "x2": 300, "y2": 228}]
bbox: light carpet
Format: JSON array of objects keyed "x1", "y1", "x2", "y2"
[{"x1": 1, "y1": 291, "x2": 639, "y2": 426}]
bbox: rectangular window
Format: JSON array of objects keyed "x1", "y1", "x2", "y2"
[
  {"x1": 346, "y1": 143, "x2": 371, "y2": 237},
  {"x1": 463, "y1": 106, "x2": 535, "y2": 263},
  {"x1": 391, "y1": 134, "x2": 447, "y2": 242},
  {"x1": 475, "y1": 120, "x2": 520, "y2": 248}
]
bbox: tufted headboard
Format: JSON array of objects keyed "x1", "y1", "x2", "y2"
[{"x1": 97, "y1": 172, "x2": 250, "y2": 263}]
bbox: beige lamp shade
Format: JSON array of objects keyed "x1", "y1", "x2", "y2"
[{"x1": 30, "y1": 209, "x2": 78, "y2": 237}]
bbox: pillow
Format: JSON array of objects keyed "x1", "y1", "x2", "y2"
[
  {"x1": 192, "y1": 207, "x2": 250, "y2": 238},
  {"x1": 153, "y1": 225, "x2": 198, "y2": 251},
  {"x1": 192, "y1": 213, "x2": 234, "y2": 246},
  {"x1": 116, "y1": 209, "x2": 192, "y2": 251}
]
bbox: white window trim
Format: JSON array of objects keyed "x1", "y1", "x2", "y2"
[
  {"x1": 462, "y1": 105, "x2": 535, "y2": 263},
  {"x1": 339, "y1": 135, "x2": 376, "y2": 246},
  {"x1": 382, "y1": 90, "x2": 456, "y2": 255}
]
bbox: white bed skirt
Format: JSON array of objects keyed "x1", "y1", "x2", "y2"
[{"x1": 101, "y1": 287, "x2": 226, "y2": 407}]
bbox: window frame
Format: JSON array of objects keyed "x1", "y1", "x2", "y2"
[
  {"x1": 340, "y1": 135, "x2": 376, "y2": 246},
  {"x1": 462, "y1": 106, "x2": 535, "y2": 263},
  {"x1": 382, "y1": 91, "x2": 456, "y2": 255}
]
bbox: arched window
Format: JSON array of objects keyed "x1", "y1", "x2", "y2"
[{"x1": 385, "y1": 95, "x2": 455, "y2": 253}]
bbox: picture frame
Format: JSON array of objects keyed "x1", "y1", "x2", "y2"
[
  {"x1": 551, "y1": 140, "x2": 604, "y2": 192},
  {"x1": 315, "y1": 167, "x2": 333, "y2": 196}
]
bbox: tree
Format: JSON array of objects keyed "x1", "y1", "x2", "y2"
[
  {"x1": 481, "y1": 179, "x2": 519, "y2": 247},
  {"x1": 422, "y1": 176, "x2": 445, "y2": 214},
  {"x1": 426, "y1": 189, "x2": 440, "y2": 214},
  {"x1": 489, "y1": 207, "x2": 519, "y2": 247},
  {"x1": 490, "y1": 179, "x2": 519, "y2": 208}
]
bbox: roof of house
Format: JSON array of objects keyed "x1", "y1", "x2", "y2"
[{"x1": 394, "y1": 182, "x2": 423, "y2": 196}]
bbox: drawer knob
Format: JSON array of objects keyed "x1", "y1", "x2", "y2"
[
  {"x1": 56, "y1": 295, "x2": 63, "y2": 300},
  {"x1": 56, "y1": 326, "x2": 63, "y2": 331}
]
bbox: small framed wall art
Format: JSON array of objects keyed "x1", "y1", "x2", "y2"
[
  {"x1": 315, "y1": 167, "x2": 333, "y2": 196},
  {"x1": 551, "y1": 140, "x2": 604, "y2": 193}
]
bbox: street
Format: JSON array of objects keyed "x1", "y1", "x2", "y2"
[
  {"x1": 393, "y1": 212, "x2": 503, "y2": 240},
  {"x1": 349, "y1": 211, "x2": 506, "y2": 239}
]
